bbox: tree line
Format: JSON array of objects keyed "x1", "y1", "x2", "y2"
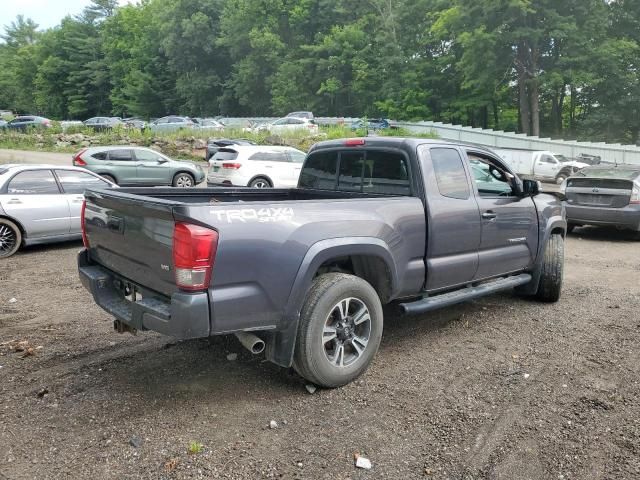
[{"x1": 0, "y1": 0, "x2": 638, "y2": 144}]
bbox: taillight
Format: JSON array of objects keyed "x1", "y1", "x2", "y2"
[
  {"x1": 345, "y1": 138, "x2": 365, "y2": 146},
  {"x1": 222, "y1": 163, "x2": 242, "y2": 169},
  {"x1": 73, "y1": 149, "x2": 88, "y2": 166},
  {"x1": 631, "y1": 184, "x2": 640, "y2": 205},
  {"x1": 80, "y1": 199, "x2": 89, "y2": 248},
  {"x1": 173, "y1": 223, "x2": 218, "y2": 291}
]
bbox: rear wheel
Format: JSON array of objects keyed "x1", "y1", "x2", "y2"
[
  {"x1": 0, "y1": 218, "x2": 22, "y2": 258},
  {"x1": 294, "y1": 273, "x2": 383, "y2": 388},
  {"x1": 100, "y1": 174, "x2": 117, "y2": 184},
  {"x1": 173, "y1": 172, "x2": 195, "y2": 187},
  {"x1": 249, "y1": 177, "x2": 271, "y2": 188},
  {"x1": 535, "y1": 234, "x2": 564, "y2": 302}
]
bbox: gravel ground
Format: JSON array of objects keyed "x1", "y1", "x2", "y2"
[{"x1": 0, "y1": 227, "x2": 639, "y2": 480}]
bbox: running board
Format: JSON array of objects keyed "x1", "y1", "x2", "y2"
[{"x1": 399, "y1": 274, "x2": 532, "y2": 315}]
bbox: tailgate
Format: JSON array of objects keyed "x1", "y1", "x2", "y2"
[
  {"x1": 83, "y1": 190, "x2": 177, "y2": 296},
  {"x1": 566, "y1": 178, "x2": 633, "y2": 208}
]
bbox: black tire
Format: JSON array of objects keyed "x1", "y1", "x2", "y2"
[
  {"x1": 555, "y1": 174, "x2": 567, "y2": 185},
  {"x1": 0, "y1": 218, "x2": 22, "y2": 258},
  {"x1": 293, "y1": 273, "x2": 383, "y2": 388},
  {"x1": 535, "y1": 234, "x2": 564, "y2": 302},
  {"x1": 100, "y1": 174, "x2": 117, "y2": 184},
  {"x1": 248, "y1": 177, "x2": 272, "y2": 188},
  {"x1": 173, "y1": 172, "x2": 195, "y2": 187}
]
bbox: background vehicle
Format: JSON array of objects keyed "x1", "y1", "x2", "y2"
[
  {"x1": 1, "y1": 116, "x2": 52, "y2": 130},
  {"x1": 205, "y1": 138, "x2": 256, "y2": 161},
  {"x1": 123, "y1": 117, "x2": 148, "y2": 130},
  {"x1": 350, "y1": 118, "x2": 390, "y2": 131},
  {"x1": 562, "y1": 165, "x2": 640, "y2": 235},
  {"x1": 265, "y1": 117, "x2": 318, "y2": 135},
  {"x1": 0, "y1": 164, "x2": 115, "y2": 258},
  {"x1": 197, "y1": 118, "x2": 225, "y2": 132},
  {"x1": 286, "y1": 111, "x2": 314, "y2": 120},
  {"x1": 72, "y1": 146, "x2": 205, "y2": 187},
  {"x1": 207, "y1": 145, "x2": 306, "y2": 187},
  {"x1": 84, "y1": 117, "x2": 124, "y2": 131},
  {"x1": 492, "y1": 148, "x2": 588, "y2": 184},
  {"x1": 0, "y1": 120, "x2": 7, "y2": 128},
  {"x1": 149, "y1": 116, "x2": 196, "y2": 133},
  {"x1": 79, "y1": 137, "x2": 566, "y2": 388}
]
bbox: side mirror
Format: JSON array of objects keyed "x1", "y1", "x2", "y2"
[{"x1": 522, "y1": 179, "x2": 540, "y2": 196}]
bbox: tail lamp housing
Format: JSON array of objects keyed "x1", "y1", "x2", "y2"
[
  {"x1": 80, "y1": 199, "x2": 89, "y2": 248},
  {"x1": 173, "y1": 223, "x2": 219, "y2": 291},
  {"x1": 73, "y1": 149, "x2": 88, "y2": 166},
  {"x1": 631, "y1": 184, "x2": 640, "y2": 205}
]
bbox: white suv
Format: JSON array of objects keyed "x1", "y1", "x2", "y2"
[
  {"x1": 266, "y1": 117, "x2": 319, "y2": 135},
  {"x1": 207, "y1": 145, "x2": 307, "y2": 188}
]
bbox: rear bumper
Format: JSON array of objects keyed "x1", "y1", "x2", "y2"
[
  {"x1": 566, "y1": 204, "x2": 640, "y2": 230},
  {"x1": 78, "y1": 249, "x2": 210, "y2": 339}
]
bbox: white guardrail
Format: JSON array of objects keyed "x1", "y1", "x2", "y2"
[{"x1": 313, "y1": 117, "x2": 640, "y2": 165}]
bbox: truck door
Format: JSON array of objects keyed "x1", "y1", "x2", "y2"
[
  {"x1": 534, "y1": 153, "x2": 560, "y2": 180},
  {"x1": 465, "y1": 152, "x2": 539, "y2": 279},
  {"x1": 419, "y1": 146, "x2": 481, "y2": 291}
]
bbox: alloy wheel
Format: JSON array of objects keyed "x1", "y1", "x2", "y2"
[{"x1": 322, "y1": 297, "x2": 372, "y2": 368}]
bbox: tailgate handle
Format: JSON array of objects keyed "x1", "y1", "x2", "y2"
[{"x1": 107, "y1": 216, "x2": 124, "y2": 234}]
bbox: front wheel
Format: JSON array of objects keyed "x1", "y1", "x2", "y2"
[
  {"x1": 556, "y1": 174, "x2": 567, "y2": 185},
  {"x1": 173, "y1": 172, "x2": 195, "y2": 187},
  {"x1": 293, "y1": 273, "x2": 383, "y2": 388},
  {"x1": 535, "y1": 234, "x2": 564, "y2": 302},
  {"x1": 0, "y1": 218, "x2": 22, "y2": 258},
  {"x1": 248, "y1": 177, "x2": 271, "y2": 188}
]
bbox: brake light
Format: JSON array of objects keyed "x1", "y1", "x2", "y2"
[
  {"x1": 173, "y1": 223, "x2": 218, "y2": 291},
  {"x1": 631, "y1": 184, "x2": 640, "y2": 205},
  {"x1": 345, "y1": 138, "x2": 365, "y2": 146},
  {"x1": 222, "y1": 162, "x2": 242, "y2": 169},
  {"x1": 80, "y1": 199, "x2": 89, "y2": 248},
  {"x1": 73, "y1": 149, "x2": 88, "y2": 166}
]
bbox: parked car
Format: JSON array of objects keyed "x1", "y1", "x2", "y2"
[
  {"x1": 286, "y1": 111, "x2": 314, "y2": 120},
  {"x1": 0, "y1": 120, "x2": 7, "y2": 128},
  {"x1": 79, "y1": 137, "x2": 565, "y2": 388},
  {"x1": 0, "y1": 164, "x2": 116, "y2": 258},
  {"x1": 123, "y1": 117, "x2": 148, "y2": 130},
  {"x1": 72, "y1": 146, "x2": 205, "y2": 187},
  {"x1": 197, "y1": 119, "x2": 225, "y2": 132},
  {"x1": 84, "y1": 117, "x2": 124, "y2": 131},
  {"x1": 60, "y1": 120, "x2": 84, "y2": 131},
  {"x1": 207, "y1": 145, "x2": 306, "y2": 187},
  {"x1": 266, "y1": 117, "x2": 319, "y2": 135},
  {"x1": 2, "y1": 116, "x2": 52, "y2": 130},
  {"x1": 149, "y1": 116, "x2": 196, "y2": 133},
  {"x1": 205, "y1": 138, "x2": 256, "y2": 161},
  {"x1": 350, "y1": 118, "x2": 390, "y2": 131},
  {"x1": 562, "y1": 165, "x2": 640, "y2": 235}
]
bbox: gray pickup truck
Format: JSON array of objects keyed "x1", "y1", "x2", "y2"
[{"x1": 78, "y1": 137, "x2": 566, "y2": 387}]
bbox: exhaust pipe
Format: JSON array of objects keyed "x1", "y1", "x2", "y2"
[{"x1": 234, "y1": 331, "x2": 265, "y2": 354}]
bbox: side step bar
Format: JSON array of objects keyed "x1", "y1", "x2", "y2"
[{"x1": 399, "y1": 273, "x2": 532, "y2": 315}]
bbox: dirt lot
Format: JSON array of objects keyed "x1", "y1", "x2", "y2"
[{"x1": 1, "y1": 228, "x2": 639, "y2": 480}]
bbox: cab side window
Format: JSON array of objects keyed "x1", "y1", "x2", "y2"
[{"x1": 431, "y1": 148, "x2": 470, "y2": 200}]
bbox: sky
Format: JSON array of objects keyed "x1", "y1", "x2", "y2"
[{"x1": 0, "y1": 0, "x2": 133, "y2": 32}]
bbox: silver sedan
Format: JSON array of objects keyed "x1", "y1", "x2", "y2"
[{"x1": 0, "y1": 164, "x2": 115, "y2": 258}]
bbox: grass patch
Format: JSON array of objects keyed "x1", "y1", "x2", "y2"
[{"x1": 187, "y1": 441, "x2": 204, "y2": 455}]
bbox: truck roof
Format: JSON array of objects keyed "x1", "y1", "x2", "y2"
[{"x1": 309, "y1": 137, "x2": 496, "y2": 155}]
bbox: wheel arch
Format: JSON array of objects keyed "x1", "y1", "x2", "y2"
[
  {"x1": 0, "y1": 214, "x2": 27, "y2": 237},
  {"x1": 247, "y1": 174, "x2": 273, "y2": 187},
  {"x1": 265, "y1": 237, "x2": 399, "y2": 368}
]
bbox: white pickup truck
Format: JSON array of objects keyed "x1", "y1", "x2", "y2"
[{"x1": 493, "y1": 149, "x2": 589, "y2": 184}]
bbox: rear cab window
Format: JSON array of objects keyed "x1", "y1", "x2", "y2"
[{"x1": 300, "y1": 149, "x2": 411, "y2": 195}]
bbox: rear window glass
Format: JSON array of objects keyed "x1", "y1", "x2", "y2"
[
  {"x1": 430, "y1": 148, "x2": 470, "y2": 200},
  {"x1": 299, "y1": 151, "x2": 338, "y2": 189},
  {"x1": 213, "y1": 150, "x2": 239, "y2": 161},
  {"x1": 92, "y1": 152, "x2": 107, "y2": 160},
  {"x1": 301, "y1": 150, "x2": 411, "y2": 195}
]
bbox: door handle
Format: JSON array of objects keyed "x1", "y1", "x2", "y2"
[
  {"x1": 482, "y1": 211, "x2": 497, "y2": 220},
  {"x1": 7, "y1": 198, "x2": 22, "y2": 205}
]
